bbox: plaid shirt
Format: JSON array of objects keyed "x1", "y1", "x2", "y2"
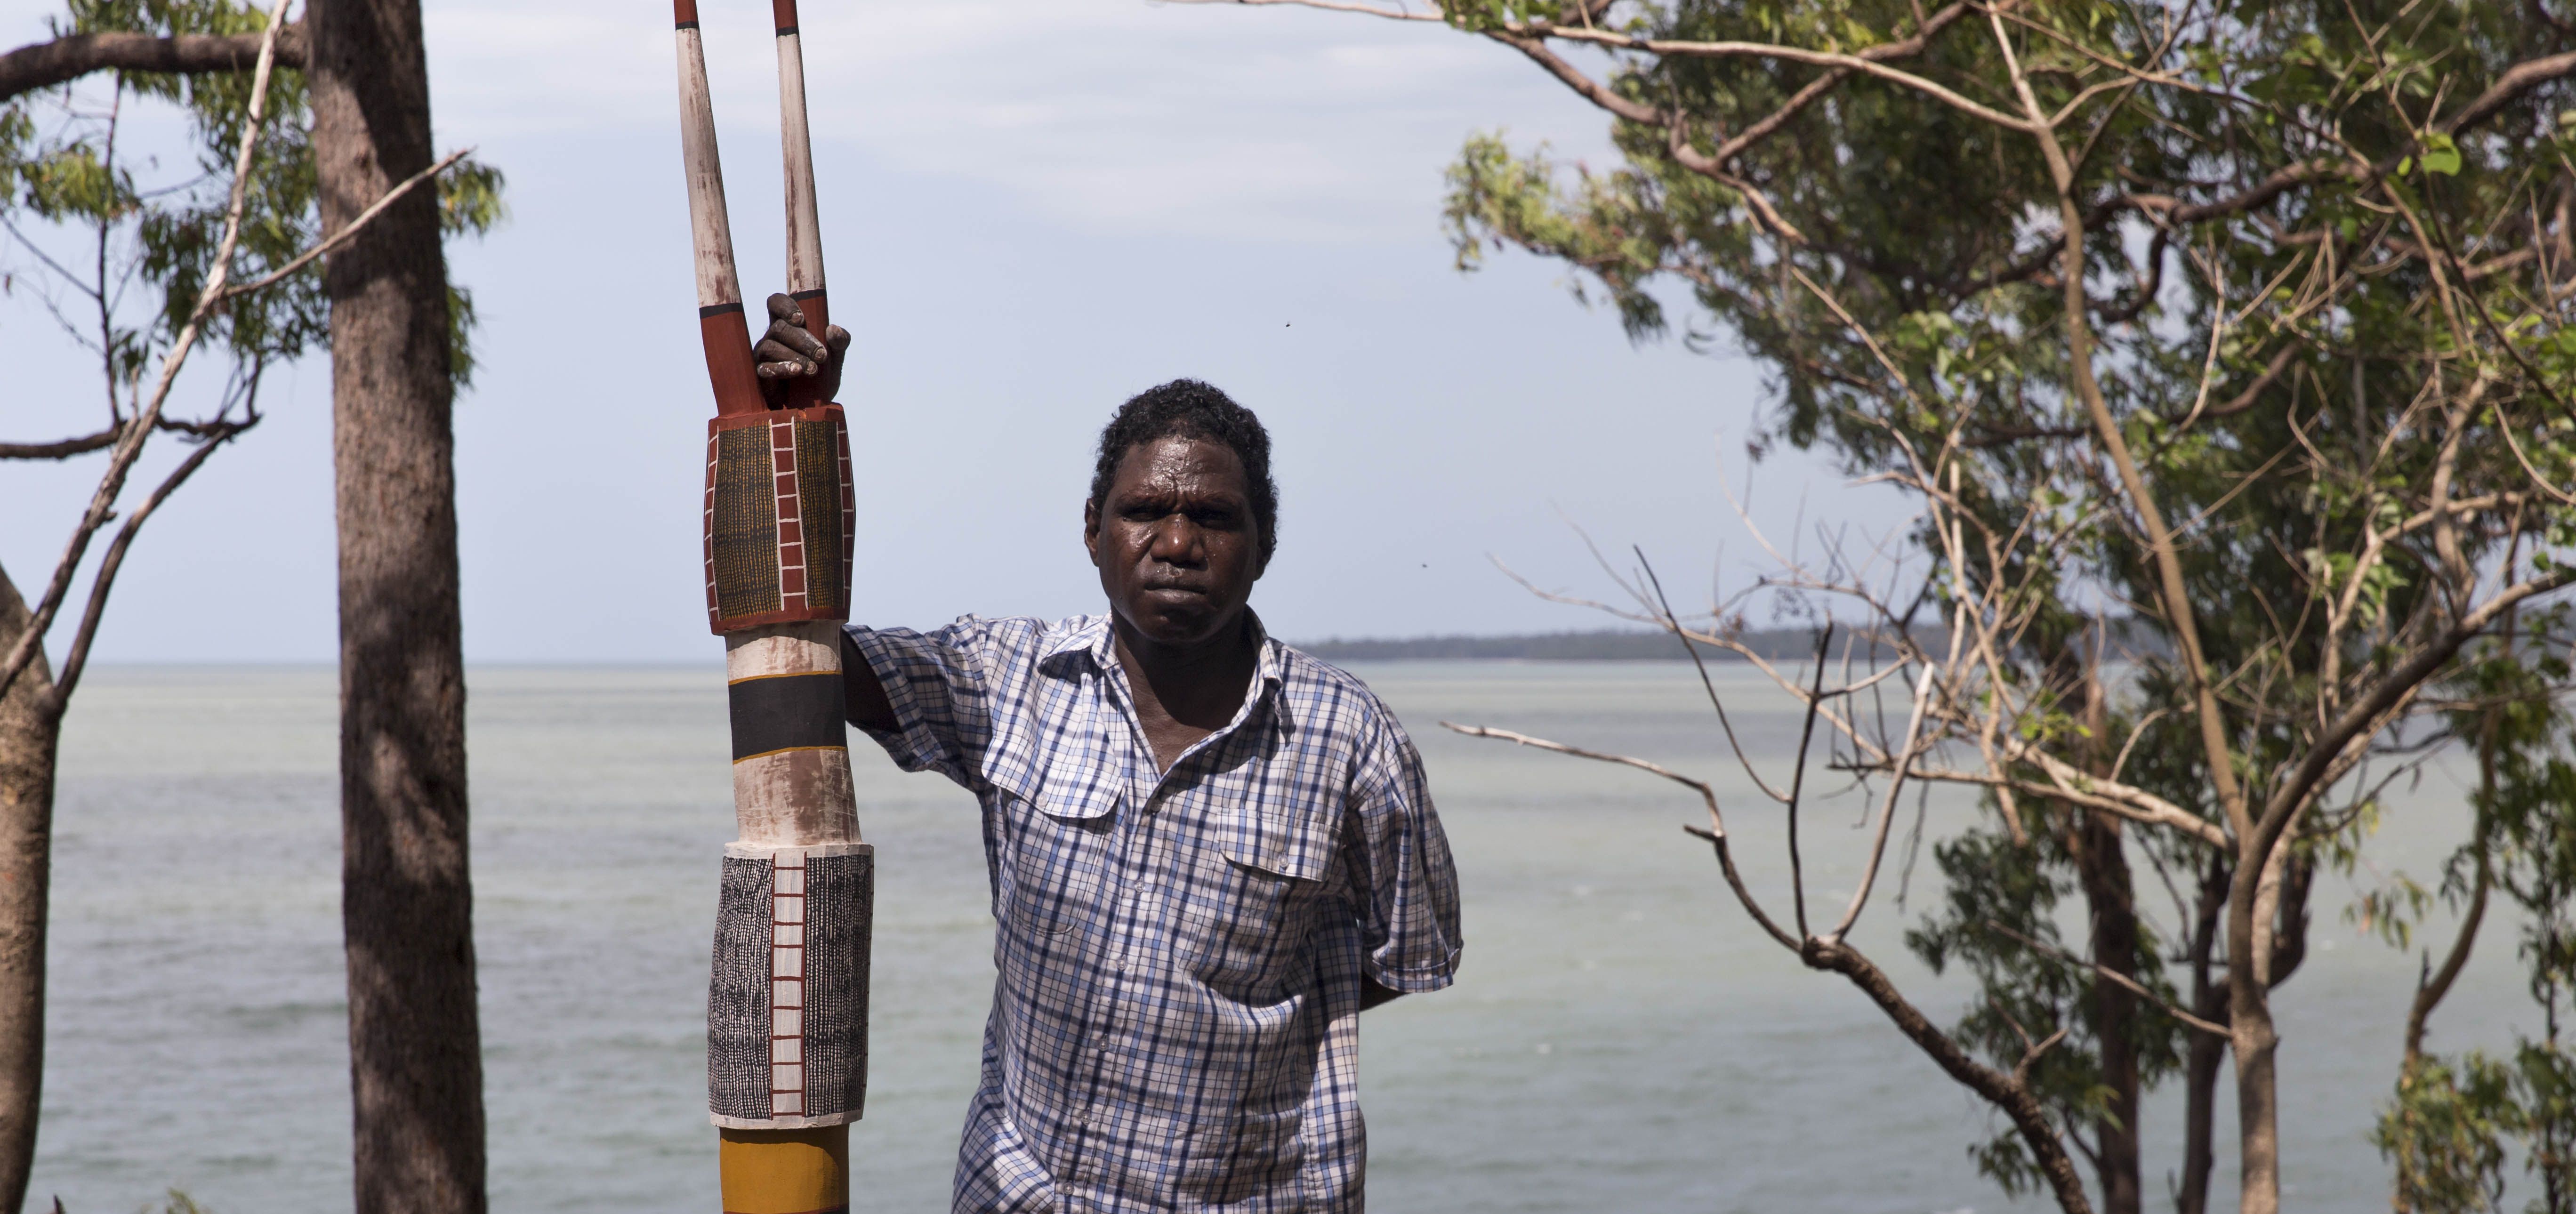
[{"x1": 845, "y1": 613, "x2": 1461, "y2": 1214}]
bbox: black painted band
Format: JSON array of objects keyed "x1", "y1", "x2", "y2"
[
  {"x1": 776, "y1": 24, "x2": 798, "y2": 34},
  {"x1": 729, "y1": 672, "x2": 847, "y2": 761},
  {"x1": 699, "y1": 301, "x2": 743, "y2": 319},
  {"x1": 789, "y1": 289, "x2": 825, "y2": 300},
  {"x1": 676, "y1": 19, "x2": 699, "y2": 29}
]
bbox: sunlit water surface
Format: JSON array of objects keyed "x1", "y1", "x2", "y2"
[{"x1": 31, "y1": 661, "x2": 2535, "y2": 1213}]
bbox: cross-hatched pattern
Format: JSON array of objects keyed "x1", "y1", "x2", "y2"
[
  {"x1": 708, "y1": 425, "x2": 781, "y2": 622},
  {"x1": 706, "y1": 854, "x2": 773, "y2": 1122},
  {"x1": 793, "y1": 415, "x2": 849, "y2": 615},
  {"x1": 801, "y1": 847, "x2": 872, "y2": 1119},
  {"x1": 707, "y1": 844, "x2": 873, "y2": 1127}
]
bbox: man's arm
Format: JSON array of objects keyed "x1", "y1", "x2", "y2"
[
  {"x1": 840, "y1": 629, "x2": 897, "y2": 731},
  {"x1": 1360, "y1": 979, "x2": 1404, "y2": 1012}
]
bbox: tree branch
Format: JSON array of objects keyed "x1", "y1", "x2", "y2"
[
  {"x1": 0, "y1": 0, "x2": 291, "y2": 704},
  {"x1": 1804, "y1": 937, "x2": 2097, "y2": 1214},
  {"x1": 1441, "y1": 721, "x2": 1804, "y2": 950},
  {"x1": 0, "y1": 414, "x2": 274, "y2": 460},
  {"x1": 0, "y1": 428, "x2": 118, "y2": 461},
  {"x1": 2438, "y1": 49, "x2": 2576, "y2": 137},
  {"x1": 1985, "y1": 920, "x2": 2231, "y2": 1036},
  {"x1": 2246, "y1": 567, "x2": 2576, "y2": 876},
  {"x1": 0, "y1": 21, "x2": 306, "y2": 104},
  {"x1": 1530, "y1": 21, "x2": 2033, "y2": 132},
  {"x1": 47, "y1": 411, "x2": 256, "y2": 709}
]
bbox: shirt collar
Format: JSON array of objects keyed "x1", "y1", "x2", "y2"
[{"x1": 1041, "y1": 611, "x2": 1288, "y2": 706}]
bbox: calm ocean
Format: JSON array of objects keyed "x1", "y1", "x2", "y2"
[{"x1": 32, "y1": 661, "x2": 2528, "y2": 1212}]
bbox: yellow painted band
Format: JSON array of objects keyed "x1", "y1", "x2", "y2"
[
  {"x1": 732, "y1": 744, "x2": 849, "y2": 764},
  {"x1": 727, "y1": 669, "x2": 840, "y2": 687},
  {"x1": 719, "y1": 1125, "x2": 847, "y2": 1214}
]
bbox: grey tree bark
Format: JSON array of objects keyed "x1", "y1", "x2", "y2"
[
  {"x1": 307, "y1": 0, "x2": 485, "y2": 1208},
  {"x1": 0, "y1": 568, "x2": 55, "y2": 1214}
]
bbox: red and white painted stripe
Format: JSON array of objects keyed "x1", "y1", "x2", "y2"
[
  {"x1": 769, "y1": 848, "x2": 808, "y2": 1118},
  {"x1": 771, "y1": 417, "x2": 808, "y2": 618}
]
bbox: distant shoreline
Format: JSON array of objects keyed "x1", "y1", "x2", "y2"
[{"x1": 1295, "y1": 627, "x2": 1858, "y2": 662}]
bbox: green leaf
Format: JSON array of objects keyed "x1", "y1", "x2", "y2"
[{"x1": 2418, "y1": 132, "x2": 2461, "y2": 177}]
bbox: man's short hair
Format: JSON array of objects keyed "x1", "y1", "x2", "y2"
[{"x1": 1089, "y1": 379, "x2": 1280, "y2": 567}]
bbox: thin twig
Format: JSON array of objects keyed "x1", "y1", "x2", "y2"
[
  {"x1": 1825, "y1": 663, "x2": 1938, "y2": 941},
  {"x1": 1785, "y1": 625, "x2": 1835, "y2": 940},
  {"x1": 1984, "y1": 920, "x2": 2231, "y2": 1037},
  {"x1": 217, "y1": 147, "x2": 469, "y2": 300},
  {"x1": 1442, "y1": 720, "x2": 1803, "y2": 949}
]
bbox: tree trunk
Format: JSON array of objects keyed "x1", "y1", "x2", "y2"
[
  {"x1": 2230, "y1": 844, "x2": 2285, "y2": 1214},
  {"x1": 0, "y1": 567, "x2": 56, "y2": 1214},
  {"x1": 2177, "y1": 854, "x2": 2230, "y2": 1214},
  {"x1": 2071, "y1": 809, "x2": 2142, "y2": 1214},
  {"x1": 307, "y1": 0, "x2": 485, "y2": 1208}
]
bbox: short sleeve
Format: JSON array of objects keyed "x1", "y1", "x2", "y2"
[
  {"x1": 843, "y1": 617, "x2": 1011, "y2": 793},
  {"x1": 1340, "y1": 713, "x2": 1462, "y2": 992}
]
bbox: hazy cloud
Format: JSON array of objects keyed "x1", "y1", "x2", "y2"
[{"x1": 419, "y1": 0, "x2": 1615, "y2": 240}]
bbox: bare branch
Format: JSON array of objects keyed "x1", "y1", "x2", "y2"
[
  {"x1": 1985, "y1": 920, "x2": 2231, "y2": 1037},
  {"x1": 0, "y1": 0, "x2": 292, "y2": 704},
  {"x1": 1636, "y1": 553, "x2": 1793, "y2": 803},
  {"x1": 218, "y1": 147, "x2": 470, "y2": 300},
  {"x1": 0, "y1": 428, "x2": 118, "y2": 461},
  {"x1": 1785, "y1": 626, "x2": 1834, "y2": 940},
  {"x1": 1824, "y1": 663, "x2": 1937, "y2": 941},
  {"x1": 48, "y1": 412, "x2": 256, "y2": 708},
  {"x1": 2437, "y1": 49, "x2": 2576, "y2": 137},
  {"x1": 1163, "y1": 0, "x2": 1441, "y2": 21},
  {"x1": 1803, "y1": 937, "x2": 2096, "y2": 1214},
  {"x1": 1441, "y1": 721, "x2": 1804, "y2": 950},
  {"x1": 0, "y1": 20, "x2": 306, "y2": 105},
  {"x1": 1530, "y1": 22, "x2": 2034, "y2": 131},
  {"x1": 0, "y1": 414, "x2": 279, "y2": 461}
]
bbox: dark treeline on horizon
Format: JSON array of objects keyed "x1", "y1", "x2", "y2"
[
  {"x1": 1296, "y1": 619, "x2": 2207, "y2": 663},
  {"x1": 1298, "y1": 625, "x2": 1927, "y2": 662}
]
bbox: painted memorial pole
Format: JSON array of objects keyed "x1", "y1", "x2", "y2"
[{"x1": 673, "y1": 3, "x2": 869, "y2": 1211}]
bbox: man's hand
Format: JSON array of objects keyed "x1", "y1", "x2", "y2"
[{"x1": 752, "y1": 292, "x2": 852, "y2": 407}]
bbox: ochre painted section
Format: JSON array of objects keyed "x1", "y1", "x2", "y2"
[
  {"x1": 719, "y1": 1125, "x2": 847, "y2": 1214},
  {"x1": 698, "y1": 308, "x2": 764, "y2": 418}
]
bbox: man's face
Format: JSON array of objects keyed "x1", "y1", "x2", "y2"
[{"x1": 1085, "y1": 436, "x2": 1265, "y2": 648}]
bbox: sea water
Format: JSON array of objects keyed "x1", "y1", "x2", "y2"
[{"x1": 29, "y1": 661, "x2": 2535, "y2": 1213}]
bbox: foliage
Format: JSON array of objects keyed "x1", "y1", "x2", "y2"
[
  {"x1": 1389, "y1": 0, "x2": 2576, "y2": 1209},
  {"x1": 2379, "y1": 629, "x2": 2576, "y2": 1214},
  {"x1": 0, "y1": 0, "x2": 504, "y2": 402}
]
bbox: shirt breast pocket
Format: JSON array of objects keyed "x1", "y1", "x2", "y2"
[
  {"x1": 1001, "y1": 784, "x2": 1116, "y2": 954},
  {"x1": 1182, "y1": 817, "x2": 1331, "y2": 1004}
]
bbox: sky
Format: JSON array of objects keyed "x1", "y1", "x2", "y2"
[{"x1": 0, "y1": 0, "x2": 1912, "y2": 663}]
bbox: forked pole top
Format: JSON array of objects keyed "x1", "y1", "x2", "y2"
[{"x1": 673, "y1": 0, "x2": 832, "y2": 418}]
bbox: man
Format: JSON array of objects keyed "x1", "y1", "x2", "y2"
[{"x1": 752, "y1": 296, "x2": 1462, "y2": 1213}]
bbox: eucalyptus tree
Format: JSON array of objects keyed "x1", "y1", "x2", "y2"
[{"x1": 1192, "y1": 1, "x2": 2576, "y2": 1212}]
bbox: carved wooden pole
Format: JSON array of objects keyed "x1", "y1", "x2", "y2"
[{"x1": 672, "y1": 5, "x2": 869, "y2": 1211}]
